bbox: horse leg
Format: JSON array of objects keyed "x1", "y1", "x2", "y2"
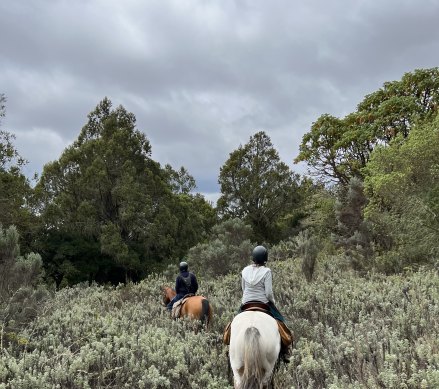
[
  {"x1": 180, "y1": 302, "x2": 200, "y2": 333},
  {"x1": 232, "y1": 366, "x2": 244, "y2": 388},
  {"x1": 264, "y1": 376, "x2": 275, "y2": 389}
]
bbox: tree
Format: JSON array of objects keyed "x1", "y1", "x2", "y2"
[
  {"x1": 299, "y1": 180, "x2": 337, "y2": 238},
  {"x1": 0, "y1": 131, "x2": 31, "y2": 230},
  {"x1": 0, "y1": 94, "x2": 5, "y2": 124},
  {"x1": 363, "y1": 112, "x2": 439, "y2": 272},
  {"x1": 187, "y1": 218, "x2": 254, "y2": 278},
  {"x1": 36, "y1": 98, "x2": 214, "y2": 285},
  {"x1": 294, "y1": 230, "x2": 320, "y2": 282},
  {"x1": 294, "y1": 114, "x2": 372, "y2": 185},
  {"x1": 295, "y1": 68, "x2": 439, "y2": 185},
  {"x1": 357, "y1": 68, "x2": 439, "y2": 141},
  {"x1": 218, "y1": 131, "x2": 301, "y2": 243},
  {"x1": 164, "y1": 165, "x2": 196, "y2": 194},
  {"x1": 333, "y1": 177, "x2": 373, "y2": 270},
  {"x1": 0, "y1": 95, "x2": 35, "y2": 249}
]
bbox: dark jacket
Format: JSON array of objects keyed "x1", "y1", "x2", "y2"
[{"x1": 175, "y1": 271, "x2": 198, "y2": 295}]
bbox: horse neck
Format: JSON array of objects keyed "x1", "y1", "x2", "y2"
[{"x1": 165, "y1": 287, "x2": 176, "y2": 299}]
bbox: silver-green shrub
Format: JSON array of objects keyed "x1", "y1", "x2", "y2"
[
  {"x1": 187, "y1": 218, "x2": 254, "y2": 278},
  {"x1": 0, "y1": 225, "x2": 49, "y2": 353},
  {"x1": 1, "y1": 244, "x2": 438, "y2": 388}
]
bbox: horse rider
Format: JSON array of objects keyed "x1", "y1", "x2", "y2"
[
  {"x1": 240, "y1": 245, "x2": 293, "y2": 363},
  {"x1": 166, "y1": 261, "x2": 199, "y2": 311}
]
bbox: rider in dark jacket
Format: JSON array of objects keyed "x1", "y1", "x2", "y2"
[{"x1": 166, "y1": 261, "x2": 198, "y2": 311}]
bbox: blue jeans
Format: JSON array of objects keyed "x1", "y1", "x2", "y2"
[{"x1": 166, "y1": 293, "x2": 185, "y2": 311}]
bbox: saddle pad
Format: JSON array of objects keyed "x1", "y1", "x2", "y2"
[
  {"x1": 277, "y1": 321, "x2": 293, "y2": 346},
  {"x1": 171, "y1": 294, "x2": 195, "y2": 319},
  {"x1": 223, "y1": 322, "x2": 232, "y2": 345},
  {"x1": 241, "y1": 301, "x2": 271, "y2": 313}
]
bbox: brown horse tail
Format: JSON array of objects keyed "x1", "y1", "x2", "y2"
[
  {"x1": 201, "y1": 299, "x2": 210, "y2": 327},
  {"x1": 239, "y1": 327, "x2": 264, "y2": 389}
]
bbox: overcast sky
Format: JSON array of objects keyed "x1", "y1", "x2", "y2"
[{"x1": 1, "y1": 0, "x2": 439, "y2": 203}]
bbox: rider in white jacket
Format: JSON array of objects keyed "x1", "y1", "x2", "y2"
[
  {"x1": 241, "y1": 263, "x2": 275, "y2": 305},
  {"x1": 240, "y1": 245, "x2": 292, "y2": 362}
]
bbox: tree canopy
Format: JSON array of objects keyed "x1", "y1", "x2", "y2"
[
  {"x1": 295, "y1": 68, "x2": 439, "y2": 185},
  {"x1": 36, "y1": 98, "x2": 215, "y2": 285},
  {"x1": 0, "y1": 95, "x2": 35, "y2": 249},
  {"x1": 218, "y1": 131, "x2": 301, "y2": 243},
  {"x1": 363, "y1": 112, "x2": 439, "y2": 271},
  {"x1": 2, "y1": 67, "x2": 439, "y2": 281}
]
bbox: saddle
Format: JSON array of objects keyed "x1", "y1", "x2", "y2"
[
  {"x1": 241, "y1": 301, "x2": 271, "y2": 314},
  {"x1": 223, "y1": 302, "x2": 293, "y2": 348},
  {"x1": 171, "y1": 294, "x2": 194, "y2": 319}
]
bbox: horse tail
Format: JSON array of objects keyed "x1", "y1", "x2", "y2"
[
  {"x1": 201, "y1": 299, "x2": 210, "y2": 328},
  {"x1": 239, "y1": 327, "x2": 264, "y2": 389}
]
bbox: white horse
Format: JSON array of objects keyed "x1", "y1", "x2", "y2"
[{"x1": 229, "y1": 311, "x2": 281, "y2": 389}]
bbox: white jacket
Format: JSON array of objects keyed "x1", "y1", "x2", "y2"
[{"x1": 241, "y1": 264, "x2": 275, "y2": 304}]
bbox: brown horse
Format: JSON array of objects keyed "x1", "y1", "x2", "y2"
[{"x1": 161, "y1": 286, "x2": 212, "y2": 329}]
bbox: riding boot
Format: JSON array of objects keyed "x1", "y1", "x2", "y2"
[{"x1": 280, "y1": 344, "x2": 291, "y2": 363}]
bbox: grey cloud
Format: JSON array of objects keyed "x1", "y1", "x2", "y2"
[{"x1": 1, "y1": 0, "x2": 439, "y2": 198}]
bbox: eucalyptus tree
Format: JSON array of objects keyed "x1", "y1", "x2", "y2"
[{"x1": 218, "y1": 131, "x2": 301, "y2": 243}]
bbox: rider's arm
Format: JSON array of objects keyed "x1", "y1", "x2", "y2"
[
  {"x1": 264, "y1": 270, "x2": 276, "y2": 305},
  {"x1": 175, "y1": 276, "x2": 181, "y2": 294},
  {"x1": 192, "y1": 274, "x2": 199, "y2": 294}
]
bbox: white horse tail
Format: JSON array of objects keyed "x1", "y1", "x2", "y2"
[{"x1": 239, "y1": 327, "x2": 265, "y2": 389}]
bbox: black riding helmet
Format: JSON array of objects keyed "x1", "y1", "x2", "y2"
[
  {"x1": 252, "y1": 245, "x2": 268, "y2": 265},
  {"x1": 179, "y1": 261, "x2": 189, "y2": 272}
]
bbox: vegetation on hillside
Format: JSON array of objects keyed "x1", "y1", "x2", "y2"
[{"x1": 0, "y1": 248, "x2": 438, "y2": 388}]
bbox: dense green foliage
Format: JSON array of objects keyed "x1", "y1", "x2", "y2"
[
  {"x1": 294, "y1": 67, "x2": 439, "y2": 272},
  {"x1": 295, "y1": 68, "x2": 439, "y2": 185},
  {"x1": 218, "y1": 131, "x2": 302, "y2": 243},
  {"x1": 186, "y1": 218, "x2": 254, "y2": 278},
  {"x1": 0, "y1": 131, "x2": 33, "y2": 239},
  {"x1": 1, "y1": 69, "x2": 437, "y2": 281},
  {"x1": 1, "y1": 251, "x2": 438, "y2": 388},
  {"x1": 363, "y1": 113, "x2": 439, "y2": 272},
  {"x1": 0, "y1": 97, "x2": 35, "y2": 251},
  {"x1": 33, "y1": 99, "x2": 215, "y2": 285}
]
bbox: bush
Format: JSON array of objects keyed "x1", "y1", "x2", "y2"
[
  {"x1": 0, "y1": 225, "x2": 49, "y2": 352},
  {"x1": 1, "y1": 247, "x2": 438, "y2": 388},
  {"x1": 333, "y1": 178, "x2": 373, "y2": 271},
  {"x1": 187, "y1": 218, "x2": 254, "y2": 279}
]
